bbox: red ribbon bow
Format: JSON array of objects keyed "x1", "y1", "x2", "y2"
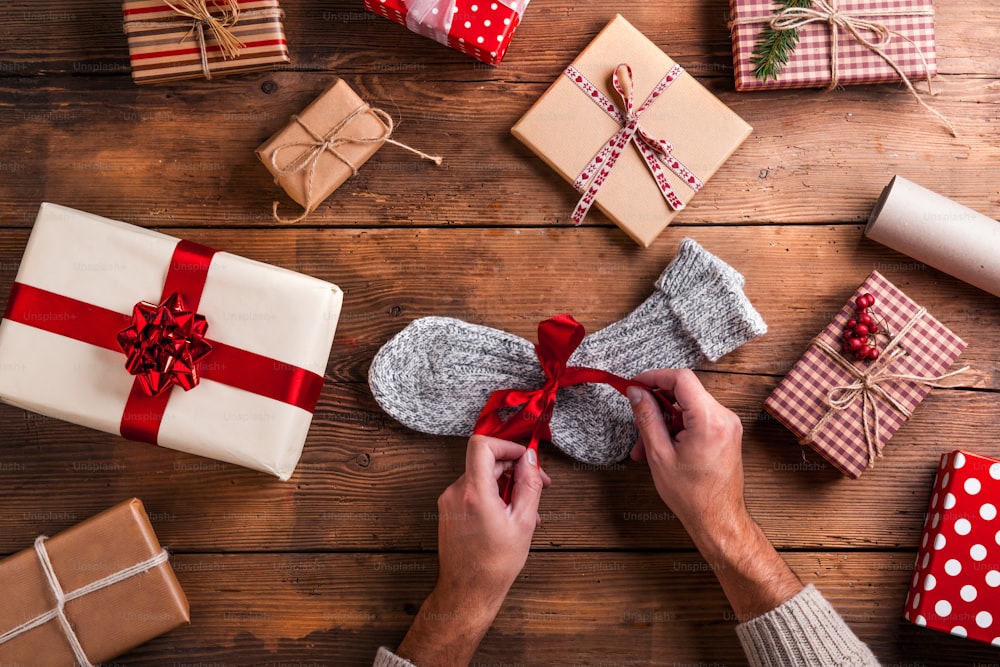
[
  {"x1": 473, "y1": 314, "x2": 683, "y2": 502},
  {"x1": 117, "y1": 292, "x2": 212, "y2": 397},
  {"x1": 565, "y1": 63, "x2": 704, "y2": 225}
]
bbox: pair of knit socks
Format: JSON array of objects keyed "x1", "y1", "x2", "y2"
[{"x1": 368, "y1": 238, "x2": 767, "y2": 465}]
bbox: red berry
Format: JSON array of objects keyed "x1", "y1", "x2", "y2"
[
  {"x1": 869, "y1": 347, "x2": 880, "y2": 360},
  {"x1": 868, "y1": 322, "x2": 879, "y2": 334},
  {"x1": 847, "y1": 318, "x2": 858, "y2": 329},
  {"x1": 856, "y1": 296, "x2": 867, "y2": 309},
  {"x1": 845, "y1": 337, "x2": 863, "y2": 351},
  {"x1": 854, "y1": 323, "x2": 870, "y2": 337},
  {"x1": 859, "y1": 313, "x2": 873, "y2": 326}
]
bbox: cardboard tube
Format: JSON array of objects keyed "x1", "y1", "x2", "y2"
[{"x1": 866, "y1": 175, "x2": 1000, "y2": 297}]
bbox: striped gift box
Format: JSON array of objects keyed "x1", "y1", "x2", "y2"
[
  {"x1": 729, "y1": 0, "x2": 937, "y2": 91},
  {"x1": 763, "y1": 271, "x2": 966, "y2": 478},
  {"x1": 123, "y1": 0, "x2": 290, "y2": 84}
]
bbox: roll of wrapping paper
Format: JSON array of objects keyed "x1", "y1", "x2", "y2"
[{"x1": 866, "y1": 176, "x2": 1000, "y2": 297}]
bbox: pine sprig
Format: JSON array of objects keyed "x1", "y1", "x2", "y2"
[{"x1": 751, "y1": 0, "x2": 813, "y2": 81}]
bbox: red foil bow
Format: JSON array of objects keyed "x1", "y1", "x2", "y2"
[
  {"x1": 117, "y1": 293, "x2": 212, "y2": 397},
  {"x1": 473, "y1": 314, "x2": 683, "y2": 502},
  {"x1": 564, "y1": 63, "x2": 704, "y2": 225}
]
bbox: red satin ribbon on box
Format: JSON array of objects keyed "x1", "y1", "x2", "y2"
[
  {"x1": 2, "y1": 240, "x2": 325, "y2": 445},
  {"x1": 473, "y1": 314, "x2": 683, "y2": 503},
  {"x1": 564, "y1": 63, "x2": 704, "y2": 225}
]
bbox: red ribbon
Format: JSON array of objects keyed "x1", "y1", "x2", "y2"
[
  {"x1": 473, "y1": 314, "x2": 682, "y2": 502},
  {"x1": 564, "y1": 63, "x2": 704, "y2": 225},
  {"x1": 2, "y1": 240, "x2": 325, "y2": 445}
]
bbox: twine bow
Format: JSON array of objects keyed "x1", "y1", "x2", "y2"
[
  {"x1": 267, "y1": 105, "x2": 442, "y2": 224},
  {"x1": 124, "y1": 1, "x2": 285, "y2": 81},
  {"x1": 0, "y1": 536, "x2": 170, "y2": 666},
  {"x1": 564, "y1": 63, "x2": 703, "y2": 225},
  {"x1": 734, "y1": 0, "x2": 955, "y2": 136},
  {"x1": 806, "y1": 306, "x2": 969, "y2": 468}
]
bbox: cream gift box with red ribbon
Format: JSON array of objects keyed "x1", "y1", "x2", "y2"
[
  {"x1": 364, "y1": 0, "x2": 529, "y2": 66},
  {"x1": 0, "y1": 203, "x2": 342, "y2": 480},
  {"x1": 512, "y1": 15, "x2": 752, "y2": 247}
]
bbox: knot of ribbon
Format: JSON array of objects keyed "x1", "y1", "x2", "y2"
[
  {"x1": 164, "y1": 0, "x2": 245, "y2": 77},
  {"x1": 117, "y1": 292, "x2": 212, "y2": 397},
  {"x1": 0, "y1": 536, "x2": 170, "y2": 665},
  {"x1": 731, "y1": 0, "x2": 955, "y2": 136},
  {"x1": 268, "y1": 105, "x2": 442, "y2": 224},
  {"x1": 473, "y1": 314, "x2": 682, "y2": 502},
  {"x1": 564, "y1": 63, "x2": 703, "y2": 225},
  {"x1": 806, "y1": 306, "x2": 969, "y2": 468}
]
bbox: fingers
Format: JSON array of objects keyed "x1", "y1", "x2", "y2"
[
  {"x1": 633, "y1": 368, "x2": 711, "y2": 410},
  {"x1": 626, "y1": 385, "x2": 675, "y2": 468},
  {"x1": 510, "y1": 448, "x2": 544, "y2": 524},
  {"x1": 467, "y1": 434, "x2": 527, "y2": 483},
  {"x1": 630, "y1": 434, "x2": 647, "y2": 462}
]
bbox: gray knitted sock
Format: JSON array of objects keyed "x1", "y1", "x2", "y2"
[{"x1": 368, "y1": 238, "x2": 767, "y2": 465}]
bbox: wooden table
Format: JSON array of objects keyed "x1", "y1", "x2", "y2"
[{"x1": 1, "y1": 2, "x2": 998, "y2": 665}]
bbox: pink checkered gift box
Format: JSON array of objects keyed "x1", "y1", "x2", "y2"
[
  {"x1": 728, "y1": 0, "x2": 937, "y2": 91},
  {"x1": 763, "y1": 271, "x2": 967, "y2": 478}
]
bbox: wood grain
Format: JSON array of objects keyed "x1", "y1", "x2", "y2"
[{"x1": 1, "y1": 1, "x2": 999, "y2": 665}]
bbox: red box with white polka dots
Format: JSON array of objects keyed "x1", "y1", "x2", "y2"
[
  {"x1": 905, "y1": 450, "x2": 1000, "y2": 646},
  {"x1": 364, "y1": 0, "x2": 526, "y2": 66}
]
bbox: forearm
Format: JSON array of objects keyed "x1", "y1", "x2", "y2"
[
  {"x1": 395, "y1": 586, "x2": 500, "y2": 667},
  {"x1": 688, "y1": 510, "x2": 802, "y2": 623}
]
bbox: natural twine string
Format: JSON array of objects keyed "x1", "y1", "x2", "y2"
[
  {"x1": 124, "y1": 1, "x2": 283, "y2": 80},
  {"x1": 268, "y1": 105, "x2": 442, "y2": 224},
  {"x1": 804, "y1": 306, "x2": 969, "y2": 468},
  {"x1": 0, "y1": 536, "x2": 171, "y2": 666},
  {"x1": 729, "y1": 0, "x2": 956, "y2": 136}
]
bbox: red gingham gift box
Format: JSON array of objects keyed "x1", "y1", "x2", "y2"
[
  {"x1": 364, "y1": 0, "x2": 529, "y2": 65},
  {"x1": 905, "y1": 451, "x2": 1000, "y2": 645},
  {"x1": 728, "y1": 0, "x2": 937, "y2": 91},
  {"x1": 763, "y1": 271, "x2": 967, "y2": 478}
]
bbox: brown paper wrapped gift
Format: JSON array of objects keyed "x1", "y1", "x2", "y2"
[
  {"x1": 123, "y1": 0, "x2": 291, "y2": 85},
  {"x1": 0, "y1": 498, "x2": 189, "y2": 666},
  {"x1": 511, "y1": 15, "x2": 752, "y2": 247},
  {"x1": 257, "y1": 79, "x2": 441, "y2": 223},
  {"x1": 763, "y1": 271, "x2": 968, "y2": 478}
]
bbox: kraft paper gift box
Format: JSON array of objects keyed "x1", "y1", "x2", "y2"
[
  {"x1": 256, "y1": 79, "x2": 392, "y2": 223},
  {"x1": 905, "y1": 451, "x2": 1000, "y2": 645},
  {"x1": 364, "y1": 0, "x2": 529, "y2": 66},
  {"x1": 511, "y1": 15, "x2": 752, "y2": 247},
  {"x1": 728, "y1": 0, "x2": 937, "y2": 91},
  {"x1": 123, "y1": 0, "x2": 291, "y2": 84},
  {"x1": 0, "y1": 498, "x2": 189, "y2": 666},
  {"x1": 763, "y1": 271, "x2": 967, "y2": 478},
  {"x1": 0, "y1": 203, "x2": 342, "y2": 480}
]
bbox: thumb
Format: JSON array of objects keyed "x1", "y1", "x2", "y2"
[
  {"x1": 626, "y1": 386, "x2": 674, "y2": 462},
  {"x1": 510, "y1": 448, "x2": 544, "y2": 523}
]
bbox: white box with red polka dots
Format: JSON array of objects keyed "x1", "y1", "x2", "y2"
[{"x1": 905, "y1": 450, "x2": 1000, "y2": 645}]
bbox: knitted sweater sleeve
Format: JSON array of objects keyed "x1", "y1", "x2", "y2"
[
  {"x1": 373, "y1": 646, "x2": 418, "y2": 667},
  {"x1": 735, "y1": 584, "x2": 881, "y2": 666}
]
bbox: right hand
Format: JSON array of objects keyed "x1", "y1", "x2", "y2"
[{"x1": 626, "y1": 369, "x2": 748, "y2": 537}]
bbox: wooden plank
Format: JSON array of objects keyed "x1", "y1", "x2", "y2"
[
  {"x1": 1, "y1": 1, "x2": 997, "y2": 76},
  {"x1": 1, "y1": 373, "x2": 996, "y2": 553},
  {"x1": 0, "y1": 74, "x2": 996, "y2": 228},
  {"x1": 1, "y1": 225, "x2": 995, "y2": 384},
  {"x1": 90, "y1": 551, "x2": 997, "y2": 666}
]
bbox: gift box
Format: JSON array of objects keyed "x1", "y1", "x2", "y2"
[
  {"x1": 0, "y1": 203, "x2": 342, "y2": 480},
  {"x1": 728, "y1": 0, "x2": 937, "y2": 91},
  {"x1": 363, "y1": 0, "x2": 529, "y2": 66},
  {"x1": 0, "y1": 498, "x2": 189, "y2": 666},
  {"x1": 905, "y1": 451, "x2": 1000, "y2": 645},
  {"x1": 763, "y1": 271, "x2": 967, "y2": 478},
  {"x1": 256, "y1": 79, "x2": 397, "y2": 223},
  {"x1": 123, "y1": 0, "x2": 291, "y2": 84},
  {"x1": 511, "y1": 15, "x2": 752, "y2": 247}
]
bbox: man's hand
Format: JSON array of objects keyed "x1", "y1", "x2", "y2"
[
  {"x1": 396, "y1": 436, "x2": 549, "y2": 666},
  {"x1": 627, "y1": 369, "x2": 802, "y2": 623}
]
